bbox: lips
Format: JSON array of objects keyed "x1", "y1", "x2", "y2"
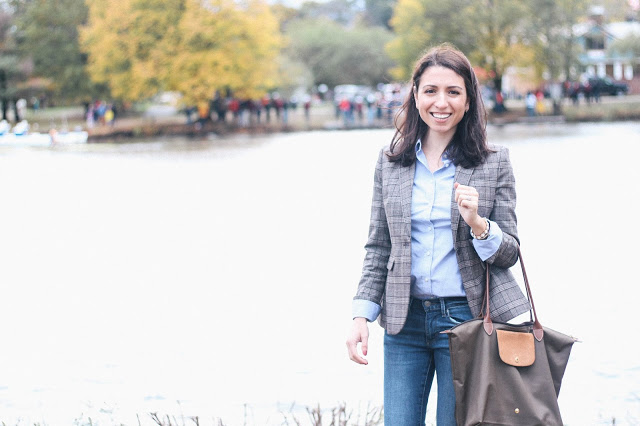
[{"x1": 430, "y1": 112, "x2": 452, "y2": 119}]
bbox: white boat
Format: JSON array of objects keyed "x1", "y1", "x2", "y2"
[
  {"x1": 0, "y1": 132, "x2": 52, "y2": 146},
  {"x1": 0, "y1": 120, "x2": 88, "y2": 146}
]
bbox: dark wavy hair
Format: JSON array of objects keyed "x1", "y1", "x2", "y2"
[{"x1": 388, "y1": 43, "x2": 490, "y2": 168}]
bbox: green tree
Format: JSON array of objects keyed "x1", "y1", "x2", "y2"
[
  {"x1": 387, "y1": 0, "x2": 534, "y2": 90},
  {"x1": 386, "y1": 0, "x2": 474, "y2": 81},
  {"x1": 363, "y1": 0, "x2": 395, "y2": 29},
  {"x1": 15, "y1": 0, "x2": 102, "y2": 102},
  {"x1": 287, "y1": 18, "x2": 394, "y2": 87},
  {"x1": 608, "y1": 34, "x2": 640, "y2": 57},
  {"x1": 0, "y1": 7, "x2": 30, "y2": 120},
  {"x1": 466, "y1": 0, "x2": 534, "y2": 91},
  {"x1": 529, "y1": 0, "x2": 589, "y2": 82},
  {"x1": 297, "y1": 0, "x2": 360, "y2": 26}
]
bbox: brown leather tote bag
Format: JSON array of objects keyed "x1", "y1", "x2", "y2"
[{"x1": 445, "y1": 247, "x2": 577, "y2": 426}]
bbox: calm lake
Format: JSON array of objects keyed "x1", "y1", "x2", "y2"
[{"x1": 0, "y1": 122, "x2": 639, "y2": 425}]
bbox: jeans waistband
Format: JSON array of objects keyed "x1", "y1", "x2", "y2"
[{"x1": 411, "y1": 296, "x2": 468, "y2": 314}]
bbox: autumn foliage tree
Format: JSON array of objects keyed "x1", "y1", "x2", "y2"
[
  {"x1": 169, "y1": 0, "x2": 281, "y2": 104},
  {"x1": 80, "y1": 0, "x2": 281, "y2": 104}
]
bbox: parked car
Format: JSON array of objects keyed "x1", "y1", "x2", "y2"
[{"x1": 588, "y1": 77, "x2": 629, "y2": 96}]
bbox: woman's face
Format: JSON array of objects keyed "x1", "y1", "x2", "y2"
[{"x1": 414, "y1": 65, "x2": 469, "y2": 141}]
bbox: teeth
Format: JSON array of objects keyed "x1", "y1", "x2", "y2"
[{"x1": 432, "y1": 113, "x2": 451, "y2": 119}]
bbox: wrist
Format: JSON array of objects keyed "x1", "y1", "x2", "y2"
[{"x1": 470, "y1": 217, "x2": 490, "y2": 240}]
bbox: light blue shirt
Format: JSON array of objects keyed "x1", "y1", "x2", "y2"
[{"x1": 352, "y1": 141, "x2": 504, "y2": 321}]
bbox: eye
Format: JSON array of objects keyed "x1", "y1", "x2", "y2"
[
  {"x1": 449, "y1": 90, "x2": 461, "y2": 95},
  {"x1": 424, "y1": 88, "x2": 436, "y2": 94}
]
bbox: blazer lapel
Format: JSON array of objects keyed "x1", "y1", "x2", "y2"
[{"x1": 451, "y1": 164, "x2": 474, "y2": 243}]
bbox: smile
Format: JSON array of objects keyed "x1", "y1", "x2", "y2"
[{"x1": 430, "y1": 112, "x2": 452, "y2": 119}]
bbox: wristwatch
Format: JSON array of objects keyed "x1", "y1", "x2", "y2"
[{"x1": 470, "y1": 217, "x2": 490, "y2": 240}]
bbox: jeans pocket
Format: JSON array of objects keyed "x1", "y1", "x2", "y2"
[{"x1": 446, "y1": 305, "x2": 473, "y2": 326}]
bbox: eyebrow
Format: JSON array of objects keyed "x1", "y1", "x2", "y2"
[{"x1": 420, "y1": 84, "x2": 464, "y2": 90}]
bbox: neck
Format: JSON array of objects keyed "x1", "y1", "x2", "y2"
[{"x1": 422, "y1": 129, "x2": 453, "y2": 158}]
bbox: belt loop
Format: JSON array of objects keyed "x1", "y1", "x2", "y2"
[{"x1": 440, "y1": 298, "x2": 447, "y2": 316}]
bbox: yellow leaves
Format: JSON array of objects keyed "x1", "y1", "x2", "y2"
[
  {"x1": 386, "y1": 0, "x2": 432, "y2": 81},
  {"x1": 81, "y1": 0, "x2": 281, "y2": 103},
  {"x1": 167, "y1": 0, "x2": 280, "y2": 103}
]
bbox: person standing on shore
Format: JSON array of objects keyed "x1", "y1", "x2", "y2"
[
  {"x1": 346, "y1": 44, "x2": 530, "y2": 425},
  {"x1": 525, "y1": 91, "x2": 537, "y2": 116}
]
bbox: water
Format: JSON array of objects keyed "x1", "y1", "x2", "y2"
[{"x1": 0, "y1": 122, "x2": 638, "y2": 425}]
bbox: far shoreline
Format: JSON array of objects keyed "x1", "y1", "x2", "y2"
[
  {"x1": 85, "y1": 109, "x2": 640, "y2": 142},
  {"x1": 15, "y1": 95, "x2": 640, "y2": 143}
]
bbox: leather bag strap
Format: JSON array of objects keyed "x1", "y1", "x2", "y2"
[{"x1": 482, "y1": 246, "x2": 544, "y2": 341}]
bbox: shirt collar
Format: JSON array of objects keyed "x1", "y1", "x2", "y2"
[{"x1": 415, "y1": 139, "x2": 452, "y2": 168}]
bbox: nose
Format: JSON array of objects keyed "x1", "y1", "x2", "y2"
[{"x1": 434, "y1": 92, "x2": 447, "y2": 108}]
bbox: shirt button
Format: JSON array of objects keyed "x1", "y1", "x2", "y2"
[
  {"x1": 428, "y1": 226, "x2": 432, "y2": 231},
  {"x1": 424, "y1": 278, "x2": 430, "y2": 283},
  {"x1": 426, "y1": 251, "x2": 431, "y2": 256}
]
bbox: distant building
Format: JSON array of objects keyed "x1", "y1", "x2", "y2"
[{"x1": 574, "y1": 6, "x2": 640, "y2": 93}]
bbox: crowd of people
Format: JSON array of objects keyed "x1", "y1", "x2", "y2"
[
  {"x1": 564, "y1": 80, "x2": 603, "y2": 105},
  {"x1": 74, "y1": 75, "x2": 630, "y2": 132},
  {"x1": 335, "y1": 85, "x2": 405, "y2": 127},
  {"x1": 185, "y1": 92, "x2": 306, "y2": 128},
  {"x1": 84, "y1": 100, "x2": 117, "y2": 128},
  {"x1": 180, "y1": 86, "x2": 410, "y2": 129}
]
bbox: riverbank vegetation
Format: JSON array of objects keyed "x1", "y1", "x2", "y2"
[{"x1": 20, "y1": 401, "x2": 384, "y2": 426}]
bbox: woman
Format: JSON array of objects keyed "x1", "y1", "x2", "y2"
[{"x1": 346, "y1": 44, "x2": 530, "y2": 425}]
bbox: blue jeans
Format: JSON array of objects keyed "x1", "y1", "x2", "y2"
[{"x1": 384, "y1": 297, "x2": 473, "y2": 426}]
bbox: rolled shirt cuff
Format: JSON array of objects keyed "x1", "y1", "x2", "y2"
[
  {"x1": 472, "y1": 219, "x2": 504, "y2": 261},
  {"x1": 352, "y1": 299, "x2": 381, "y2": 322}
]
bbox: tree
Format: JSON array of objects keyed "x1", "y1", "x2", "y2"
[
  {"x1": 363, "y1": 0, "x2": 395, "y2": 29},
  {"x1": 465, "y1": 0, "x2": 534, "y2": 91},
  {"x1": 386, "y1": 0, "x2": 534, "y2": 90},
  {"x1": 81, "y1": 0, "x2": 281, "y2": 104},
  {"x1": 608, "y1": 34, "x2": 640, "y2": 57},
  {"x1": 273, "y1": 54, "x2": 314, "y2": 98},
  {"x1": 0, "y1": 6, "x2": 31, "y2": 120},
  {"x1": 528, "y1": 0, "x2": 589, "y2": 83},
  {"x1": 80, "y1": 0, "x2": 183, "y2": 102},
  {"x1": 15, "y1": 0, "x2": 102, "y2": 102},
  {"x1": 168, "y1": 0, "x2": 281, "y2": 104},
  {"x1": 297, "y1": 0, "x2": 360, "y2": 27},
  {"x1": 286, "y1": 18, "x2": 394, "y2": 87}
]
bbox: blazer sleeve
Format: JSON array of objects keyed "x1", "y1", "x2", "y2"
[
  {"x1": 485, "y1": 146, "x2": 520, "y2": 268},
  {"x1": 353, "y1": 148, "x2": 391, "y2": 306}
]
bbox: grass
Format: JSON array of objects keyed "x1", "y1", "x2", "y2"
[{"x1": 562, "y1": 99, "x2": 640, "y2": 122}]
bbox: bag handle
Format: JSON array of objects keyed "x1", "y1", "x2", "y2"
[{"x1": 482, "y1": 246, "x2": 544, "y2": 341}]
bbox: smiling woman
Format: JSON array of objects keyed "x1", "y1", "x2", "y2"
[
  {"x1": 413, "y1": 66, "x2": 469, "y2": 145},
  {"x1": 346, "y1": 44, "x2": 529, "y2": 426},
  {"x1": 387, "y1": 43, "x2": 488, "y2": 169}
]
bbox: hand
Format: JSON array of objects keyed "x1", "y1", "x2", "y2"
[
  {"x1": 346, "y1": 317, "x2": 369, "y2": 365},
  {"x1": 454, "y1": 182, "x2": 485, "y2": 234}
]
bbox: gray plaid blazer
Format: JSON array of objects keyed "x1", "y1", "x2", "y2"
[{"x1": 354, "y1": 145, "x2": 530, "y2": 335}]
